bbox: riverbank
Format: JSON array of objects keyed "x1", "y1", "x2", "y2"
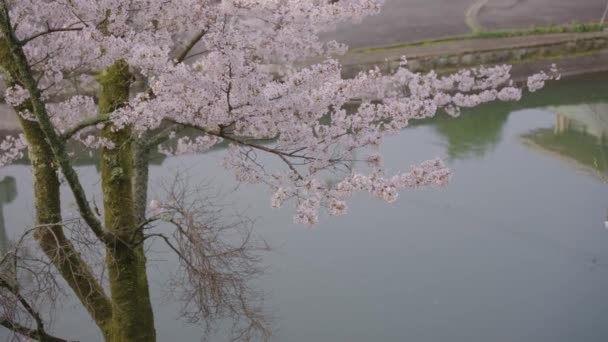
[{"x1": 339, "y1": 31, "x2": 608, "y2": 78}]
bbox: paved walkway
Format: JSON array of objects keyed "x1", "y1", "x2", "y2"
[{"x1": 323, "y1": 0, "x2": 607, "y2": 49}]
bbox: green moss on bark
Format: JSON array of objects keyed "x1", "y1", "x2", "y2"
[
  {"x1": 98, "y1": 61, "x2": 156, "y2": 342},
  {"x1": 1, "y1": 39, "x2": 113, "y2": 339},
  {"x1": 0, "y1": 39, "x2": 19, "y2": 80},
  {"x1": 20, "y1": 114, "x2": 113, "y2": 338},
  {"x1": 133, "y1": 140, "x2": 151, "y2": 225}
]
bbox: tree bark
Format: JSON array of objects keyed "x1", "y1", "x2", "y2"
[
  {"x1": 2, "y1": 10, "x2": 156, "y2": 341},
  {"x1": 20, "y1": 114, "x2": 114, "y2": 338},
  {"x1": 133, "y1": 138, "x2": 151, "y2": 226},
  {"x1": 98, "y1": 61, "x2": 156, "y2": 342},
  {"x1": 0, "y1": 13, "x2": 113, "y2": 244},
  {"x1": 1, "y1": 39, "x2": 113, "y2": 339}
]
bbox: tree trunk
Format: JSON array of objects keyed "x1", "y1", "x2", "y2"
[
  {"x1": 1, "y1": 39, "x2": 113, "y2": 339},
  {"x1": 133, "y1": 138, "x2": 151, "y2": 226},
  {"x1": 20, "y1": 115, "x2": 113, "y2": 339},
  {"x1": 98, "y1": 61, "x2": 156, "y2": 342}
]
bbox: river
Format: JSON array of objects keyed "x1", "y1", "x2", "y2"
[{"x1": 1, "y1": 72, "x2": 607, "y2": 341}]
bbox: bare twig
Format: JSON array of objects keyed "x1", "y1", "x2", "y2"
[
  {"x1": 176, "y1": 29, "x2": 209, "y2": 64},
  {"x1": 19, "y1": 27, "x2": 83, "y2": 46},
  {"x1": 142, "y1": 175, "x2": 272, "y2": 341}
]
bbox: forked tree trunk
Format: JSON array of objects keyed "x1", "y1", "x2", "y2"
[{"x1": 97, "y1": 60, "x2": 156, "y2": 342}]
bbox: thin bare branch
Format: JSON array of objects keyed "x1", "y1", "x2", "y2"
[
  {"x1": 142, "y1": 175, "x2": 272, "y2": 341},
  {"x1": 19, "y1": 27, "x2": 83, "y2": 46},
  {"x1": 0, "y1": 279, "x2": 71, "y2": 342},
  {"x1": 176, "y1": 29, "x2": 208, "y2": 64},
  {"x1": 0, "y1": 318, "x2": 71, "y2": 342}
]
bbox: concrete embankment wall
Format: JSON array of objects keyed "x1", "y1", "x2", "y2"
[{"x1": 342, "y1": 32, "x2": 608, "y2": 78}]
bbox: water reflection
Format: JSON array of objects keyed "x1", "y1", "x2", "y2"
[
  {"x1": 0, "y1": 73, "x2": 607, "y2": 341},
  {"x1": 0, "y1": 176, "x2": 17, "y2": 282},
  {"x1": 521, "y1": 103, "x2": 608, "y2": 181},
  {"x1": 426, "y1": 72, "x2": 608, "y2": 162},
  {"x1": 0, "y1": 176, "x2": 16, "y2": 254},
  {"x1": 434, "y1": 110, "x2": 510, "y2": 160}
]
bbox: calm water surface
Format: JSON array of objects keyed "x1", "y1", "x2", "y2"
[{"x1": 1, "y1": 72, "x2": 608, "y2": 341}]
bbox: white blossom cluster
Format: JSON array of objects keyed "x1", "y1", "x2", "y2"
[
  {"x1": 4, "y1": 85, "x2": 29, "y2": 107},
  {"x1": 0, "y1": 134, "x2": 27, "y2": 168},
  {"x1": 1, "y1": 0, "x2": 559, "y2": 224},
  {"x1": 159, "y1": 135, "x2": 223, "y2": 156},
  {"x1": 527, "y1": 64, "x2": 561, "y2": 92}
]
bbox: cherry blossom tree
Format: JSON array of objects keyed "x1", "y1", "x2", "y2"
[{"x1": 0, "y1": 0, "x2": 558, "y2": 341}]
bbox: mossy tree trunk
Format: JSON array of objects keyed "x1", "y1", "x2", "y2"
[
  {"x1": 1, "y1": 39, "x2": 113, "y2": 339},
  {"x1": 2, "y1": 15, "x2": 157, "y2": 340},
  {"x1": 19, "y1": 115, "x2": 114, "y2": 339},
  {"x1": 133, "y1": 137, "x2": 151, "y2": 226},
  {"x1": 98, "y1": 61, "x2": 156, "y2": 342}
]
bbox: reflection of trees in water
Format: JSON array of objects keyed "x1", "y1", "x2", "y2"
[
  {"x1": 521, "y1": 111, "x2": 608, "y2": 181},
  {"x1": 0, "y1": 176, "x2": 17, "y2": 283},
  {"x1": 422, "y1": 72, "x2": 608, "y2": 161},
  {"x1": 434, "y1": 110, "x2": 510, "y2": 160},
  {"x1": 0, "y1": 176, "x2": 17, "y2": 254}
]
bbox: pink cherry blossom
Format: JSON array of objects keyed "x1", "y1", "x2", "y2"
[{"x1": 0, "y1": 0, "x2": 559, "y2": 225}]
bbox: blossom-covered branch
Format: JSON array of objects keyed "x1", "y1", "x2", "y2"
[
  {"x1": 0, "y1": 6, "x2": 114, "y2": 243},
  {"x1": 1, "y1": 0, "x2": 559, "y2": 226}
]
